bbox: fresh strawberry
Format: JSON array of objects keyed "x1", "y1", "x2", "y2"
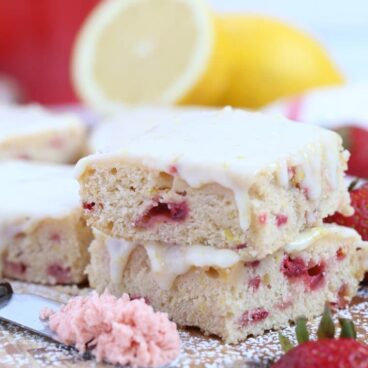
[
  {"x1": 336, "y1": 126, "x2": 368, "y2": 179},
  {"x1": 273, "y1": 305, "x2": 368, "y2": 368},
  {"x1": 324, "y1": 182, "x2": 368, "y2": 240},
  {"x1": 273, "y1": 339, "x2": 368, "y2": 368}
]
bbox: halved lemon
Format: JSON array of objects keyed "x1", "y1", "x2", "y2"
[{"x1": 72, "y1": 0, "x2": 228, "y2": 112}]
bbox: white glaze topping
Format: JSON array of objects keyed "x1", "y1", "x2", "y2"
[
  {"x1": 77, "y1": 108, "x2": 345, "y2": 230},
  {"x1": 144, "y1": 242, "x2": 240, "y2": 290},
  {"x1": 285, "y1": 224, "x2": 361, "y2": 253},
  {"x1": 104, "y1": 224, "x2": 363, "y2": 290},
  {"x1": 89, "y1": 106, "x2": 209, "y2": 153},
  {"x1": 104, "y1": 235, "x2": 240, "y2": 290},
  {"x1": 0, "y1": 161, "x2": 80, "y2": 233},
  {"x1": 0, "y1": 104, "x2": 83, "y2": 143},
  {"x1": 107, "y1": 237, "x2": 135, "y2": 283}
]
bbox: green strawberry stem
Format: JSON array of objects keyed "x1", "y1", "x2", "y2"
[
  {"x1": 348, "y1": 178, "x2": 360, "y2": 192},
  {"x1": 339, "y1": 318, "x2": 357, "y2": 339},
  {"x1": 278, "y1": 333, "x2": 294, "y2": 353},
  {"x1": 317, "y1": 304, "x2": 335, "y2": 339},
  {"x1": 278, "y1": 305, "x2": 359, "y2": 356},
  {"x1": 296, "y1": 317, "x2": 310, "y2": 343}
]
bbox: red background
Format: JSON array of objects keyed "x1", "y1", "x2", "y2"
[{"x1": 0, "y1": 0, "x2": 100, "y2": 104}]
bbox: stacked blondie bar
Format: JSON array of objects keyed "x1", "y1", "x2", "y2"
[{"x1": 76, "y1": 108, "x2": 367, "y2": 342}]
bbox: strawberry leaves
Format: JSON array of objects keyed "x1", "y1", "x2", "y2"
[
  {"x1": 317, "y1": 305, "x2": 335, "y2": 339},
  {"x1": 279, "y1": 304, "x2": 358, "y2": 353},
  {"x1": 348, "y1": 178, "x2": 360, "y2": 192},
  {"x1": 278, "y1": 333, "x2": 294, "y2": 353},
  {"x1": 295, "y1": 317, "x2": 309, "y2": 344},
  {"x1": 339, "y1": 318, "x2": 357, "y2": 339}
]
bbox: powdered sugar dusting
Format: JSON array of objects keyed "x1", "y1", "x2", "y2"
[{"x1": 1, "y1": 282, "x2": 368, "y2": 367}]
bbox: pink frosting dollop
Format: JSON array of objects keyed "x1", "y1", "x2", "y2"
[{"x1": 40, "y1": 291, "x2": 180, "y2": 367}]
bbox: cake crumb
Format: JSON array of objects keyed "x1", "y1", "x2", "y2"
[{"x1": 39, "y1": 291, "x2": 180, "y2": 368}]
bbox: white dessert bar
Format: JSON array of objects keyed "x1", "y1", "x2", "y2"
[
  {"x1": 76, "y1": 108, "x2": 351, "y2": 260},
  {"x1": 88, "y1": 224, "x2": 367, "y2": 343},
  {"x1": 0, "y1": 161, "x2": 92, "y2": 284},
  {"x1": 0, "y1": 104, "x2": 87, "y2": 163}
]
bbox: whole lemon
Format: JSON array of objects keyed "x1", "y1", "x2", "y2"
[{"x1": 216, "y1": 15, "x2": 344, "y2": 109}]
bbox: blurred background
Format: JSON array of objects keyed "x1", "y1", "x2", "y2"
[
  {"x1": 0, "y1": 0, "x2": 99, "y2": 104},
  {"x1": 0, "y1": 0, "x2": 367, "y2": 104},
  {"x1": 213, "y1": 0, "x2": 368, "y2": 84}
]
